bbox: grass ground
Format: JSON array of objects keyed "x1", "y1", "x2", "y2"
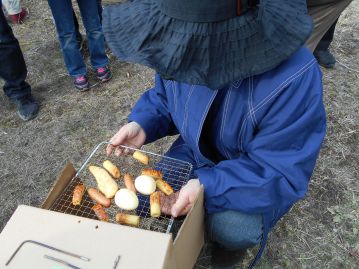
[{"x1": 0, "y1": 1, "x2": 358, "y2": 268}]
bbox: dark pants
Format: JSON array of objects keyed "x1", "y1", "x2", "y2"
[
  {"x1": 0, "y1": 9, "x2": 31, "y2": 101},
  {"x1": 48, "y1": 0, "x2": 108, "y2": 77},
  {"x1": 315, "y1": 19, "x2": 338, "y2": 51}
]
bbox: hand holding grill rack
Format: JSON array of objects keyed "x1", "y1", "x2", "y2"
[{"x1": 50, "y1": 141, "x2": 193, "y2": 234}]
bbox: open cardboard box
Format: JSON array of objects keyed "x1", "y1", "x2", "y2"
[{"x1": 0, "y1": 161, "x2": 204, "y2": 269}]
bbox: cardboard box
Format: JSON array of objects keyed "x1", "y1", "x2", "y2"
[{"x1": 0, "y1": 162, "x2": 204, "y2": 269}]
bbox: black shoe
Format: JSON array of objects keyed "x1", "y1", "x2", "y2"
[
  {"x1": 14, "y1": 96, "x2": 39, "y2": 121},
  {"x1": 95, "y1": 66, "x2": 112, "y2": 82},
  {"x1": 74, "y1": 75, "x2": 90, "y2": 91},
  {"x1": 313, "y1": 49, "x2": 336, "y2": 68},
  {"x1": 211, "y1": 243, "x2": 246, "y2": 269}
]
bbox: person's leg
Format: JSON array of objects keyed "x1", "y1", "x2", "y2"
[
  {"x1": 47, "y1": 0, "x2": 88, "y2": 78},
  {"x1": 2, "y1": 0, "x2": 28, "y2": 24},
  {"x1": 313, "y1": 19, "x2": 338, "y2": 68},
  {"x1": 77, "y1": 0, "x2": 111, "y2": 81},
  {"x1": 316, "y1": 19, "x2": 337, "y2": 51},
  {"x1": 0, "y1": 9, "x2": 39, "y2": 120},
  {"x1": 306, "y1": 0, "x2": 353, "y2": 51},
  {"x1": 73, "y1": 9, "x2": 84, "y2": 49},
  {"x1": 97, "y1": 0, "x2": 102, "y2": 23},
  {"x1": 206, "y1": 210, "x2": 263, "y2": 269}
]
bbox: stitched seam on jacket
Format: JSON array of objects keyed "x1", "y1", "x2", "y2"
[
  {"x1": 253, "y1": 59, "x2": 316, "y2": 112},
  {"x1": 181, "y1": 85, "x2": 195, "y2": 134},
  {"x1": 248, "y1": 77, "x2": 256, "y2": 128},
  {"x1": 164, "y1": 80, "x2": 171, "y2": 87},
  {"x1": 250, "y1": 77, "x2": 258, "y2": 126},
  {"x1": 237, "y1": 59, "x2": 317, "y2": 150},
  {"x1": 221, "y1": 87, "x2": 233, "y2": 159},
  {"x1": 232, "y1": 80, "x2": 243, "y2": 88},
  {"x1": 172, "y1": 81, "x2": 177, "y2": 113}
]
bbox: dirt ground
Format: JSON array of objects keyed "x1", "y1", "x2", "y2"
[{"x1": 0, "y1": 1, "x2": 358, "y2": 268}]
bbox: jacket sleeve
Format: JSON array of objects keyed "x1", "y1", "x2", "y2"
[
  {"x1": 196, "y1": 65, "x2": 326, "y2": 214},
  {"x1": 128, "y1": 74, "x2": 178, "y2": 144}
]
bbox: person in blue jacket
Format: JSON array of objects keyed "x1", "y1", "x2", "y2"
[{"x1": 104, "y1": 0, "x2": 326, "y2": 268}]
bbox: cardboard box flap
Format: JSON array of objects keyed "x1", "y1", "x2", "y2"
[
  {"x1": 173, "y1": 187, "x2": 204, "y2": 269},
  {"x1": 42, "y1": 161, "x2": 76, "y2": 209},
  {"x1": 0, "y1": 205, "x2": 173, "y2": 269}
]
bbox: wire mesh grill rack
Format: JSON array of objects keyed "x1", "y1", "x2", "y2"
[{"x1": 50, "y1": 142, "x2": 193, "y2": 234}]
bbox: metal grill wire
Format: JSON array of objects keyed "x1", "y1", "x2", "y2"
[{"x1": 50, "y1": 143, "x2": 193, "y2": 234}]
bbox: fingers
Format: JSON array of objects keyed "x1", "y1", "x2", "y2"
[
  {"x1": 171, "y1": 179, "x2": 201, "y2": 217},
  {"x1": 171, "y1": 189, "x2": 190, "y2": 218},
  {"x1": 106, "y1": 144, "x2": 115, "y2": 156},
  {"x1": 106, "y1": 125, "x2": 131, "y2": 156}
]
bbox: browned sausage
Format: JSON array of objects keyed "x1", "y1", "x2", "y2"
[
  {"x1": 88, "y1": 188, "x2": 111, "y2": 208},
  {"x1": 124, "y1": 173, "x2": 136, "y2": 193},
  {"x1": 92, "y1": 204, "x2": 109, "y2": 222},
  {"x1": 72, "y1": 184, "x2": 85, "y2": 206}
]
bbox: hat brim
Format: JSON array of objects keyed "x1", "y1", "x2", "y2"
[{"x1": 103, "y1": 0, "x2": 312, "y2": 89}]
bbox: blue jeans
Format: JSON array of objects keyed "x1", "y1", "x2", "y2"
[
  {"x1": 47, "y1": 0, "x2": 108, "y2": 77},
  {"x1": 0, "y1": 8, "x2": 31, "y2": 100},
  {"x1": 206, "y1": 210, "x2": 263, "y2": 251}
]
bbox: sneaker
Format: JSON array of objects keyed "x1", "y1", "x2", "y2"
[
  {"x1": 8, "y1": 8, "x2": 28, "y2": 24},
  {"x1": 74, "y1": 75, "x2": 90, "y2": 91},
  {"x1": 96, "y1": 66, "x2": 112, "y2": 82},
  {"x1": 313, "y1": 49, "x2": 336, "y2": 69},
  {"x1": 14, "y1": 96, "x2": 39, "y2": 121}
]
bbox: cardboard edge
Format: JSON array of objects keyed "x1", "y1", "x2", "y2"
[
  {"x1": 41, "y1": 161, "x2": 76, "y2": 209},
  {"x1": 172, "y1": 186, "x2": 204, "y2": 269}
]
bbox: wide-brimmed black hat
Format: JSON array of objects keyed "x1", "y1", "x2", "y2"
[{"x1": 103, "y1": 0, "x2": 313, "y2": 89}]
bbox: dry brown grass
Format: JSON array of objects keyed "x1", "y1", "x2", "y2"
[{"x1": 0, "y1": 1, "x2": 358, "y2": 268}]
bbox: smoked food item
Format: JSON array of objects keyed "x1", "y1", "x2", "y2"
[
  {"x1": 124, "y1": 173, "x2": 136, "y2": 193},
  {"x1": 150, "y1": 191, "x2": 161, "y2": 217},
  {"x1": 103, "y1": 160, "x2": 121, "y2": 179},
  {"x1": 156, "y1": 179, "x2": 174, "y2": 196},
  {"x1": 88, "y1": 188, "x2": 111, "y2": 208},
  {"x1": 141, "y1": 169, "x2": 162, "y2": 179},
  {"x1": 92, "y1": 204, "x2": 109, "y2": 222},
  {"x1": 72, "y1": 184, "x2": 85, "y2": 206},
  {"x1": 89, "y1": 165, "x2": 118, "y2": 198},
  {"x1": 132, "y1": 150, "x2": 149, "y2": 165},
  {"x1": 116, "y1": 213, "x2": 140, "y2": 227}
]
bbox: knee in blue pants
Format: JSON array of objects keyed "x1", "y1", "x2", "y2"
[{"x1": 206, "y1": 210, "x2": 263, "y2": 250}]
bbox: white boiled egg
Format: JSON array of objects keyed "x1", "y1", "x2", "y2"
[
  {"x1": 115, "y1": 189, "x2": 139, "y2": 210},
  {"x1": 134, "y1": 175, "x2": 156, "y2": 195}
]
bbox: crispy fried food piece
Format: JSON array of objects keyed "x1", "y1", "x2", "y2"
[
  {"x1": 103, "y1": 160, "x2": 121, "y2": 179},
  {"x1": 115, "y1": 213, "x2": 140, "y2": 227},
  {"x1": 89, "y1": 166, "x2": 119, "y2": 198},
  {"x1": 141, "y1": 169, "x2": 163, "y2": 179},
  {"x1": 124, "y1": 173, "x2": 136, "y2": 193},
  {"x1": 156, "y1": 179, "x2": 174, "y2": 195},
  {"x1": 72, "y1": 183, "x2": 85, "y2": 206},
  {"x1": 150, "y1": 191, "x2": 161, "y2": 217},
  {"x1": 132, "y1": 150, "x2": 149, "y2": 165},
  {"x1": 92, "y1": 204, "x2": 109, "y2": 222}
]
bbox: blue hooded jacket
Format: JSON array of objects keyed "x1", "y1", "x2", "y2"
[{"x1": 128, "y1": 47, "x2": 326, "y2": 264}]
